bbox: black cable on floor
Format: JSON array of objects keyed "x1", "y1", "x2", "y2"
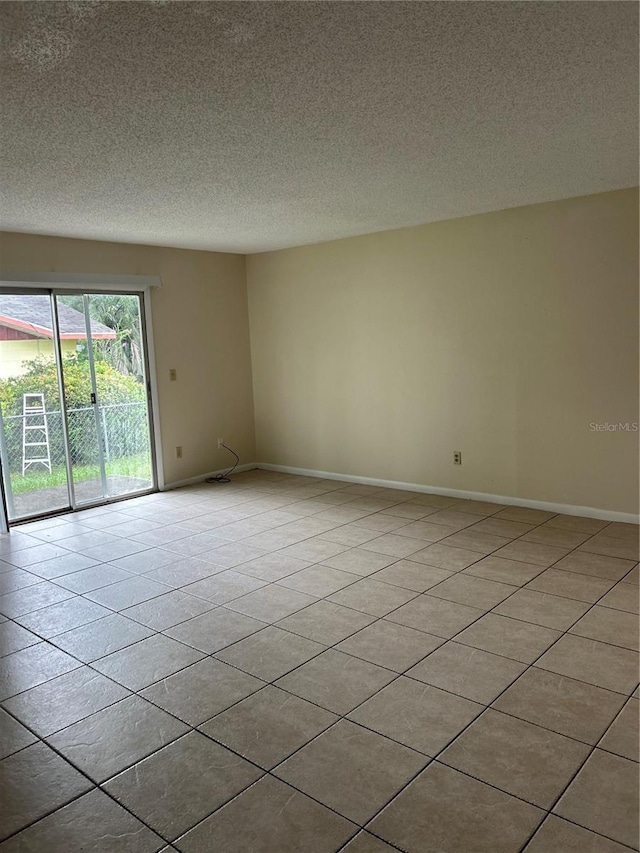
[{"x1": 206, "y1": 443, "x2": 240, "y2": 484}]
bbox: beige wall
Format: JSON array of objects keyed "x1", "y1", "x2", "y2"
[
  {"x1": 0, "y1": 232, "x2": 255, "y2": 486},
  {"x1": 247, "y1": 189, "x2": 639, "y2": 515}
]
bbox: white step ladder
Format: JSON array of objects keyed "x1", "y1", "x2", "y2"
[{"x1": 22, "y1": 393, "x2": 52, "y2": 475}]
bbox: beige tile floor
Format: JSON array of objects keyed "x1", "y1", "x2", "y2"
[{"x1": 0, "y1": 469, "x2": 638, "y2": 852}]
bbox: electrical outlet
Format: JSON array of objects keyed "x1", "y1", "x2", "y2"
[
  {"x1": 217, "y1": 438, "x2": 224, "y2": 449},
  {"x1": 453, "y1": 451, "x2": 462, "y2": 465},
  {"x1": 169, "y1": 369, "x2": 177, "y2": 381},
  {"x1": 176, "y1": 445, "x2": 183, "y2": 458}
]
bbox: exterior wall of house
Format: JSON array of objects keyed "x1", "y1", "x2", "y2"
[
  {"x1": 0, "y1": 326, "x2": 37, "y2": 341},
  {"x1": 0, "y1": 338, "x2": 76, "y2": 380}
]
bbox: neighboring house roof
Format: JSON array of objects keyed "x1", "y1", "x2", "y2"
[{"x1": 0, "y1": 295, "x2": 116, "y2": 340}]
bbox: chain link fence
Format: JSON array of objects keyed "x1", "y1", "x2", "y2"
[{"x1": 0, "y1": 401, "x2": 151, "y2": 475}]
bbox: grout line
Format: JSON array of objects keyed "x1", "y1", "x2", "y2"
[
  {"x1": 0, "y1": 714, "x2": 176, "y2": 849},
  {"x1": 519, "y1": 812, "x2": 639, "y2": 853}
]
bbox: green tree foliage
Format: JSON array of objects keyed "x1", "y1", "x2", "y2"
[
  {"x1": 61, "y1": 294, "x2": 144, "y2": 378},
  {"x1": 0, "y1": 354, "x2": 145, "y2": 416}
]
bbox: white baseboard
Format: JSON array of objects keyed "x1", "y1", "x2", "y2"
[
  {"x1": 257, "y1": 462, "x2": 639, "y2": 524},
  {"x1": 162, "y1": 463, "x2": 257, "y2": 491}
]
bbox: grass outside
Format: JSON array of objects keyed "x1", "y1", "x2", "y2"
[{"x1": 9, "y1": 453, "x2": 152, "y2": 495}]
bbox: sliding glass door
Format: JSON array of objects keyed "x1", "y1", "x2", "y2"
[{"x1": 0, "y1": 290, "x2": 155, "y2": 522}]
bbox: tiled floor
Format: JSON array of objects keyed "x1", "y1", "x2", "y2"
[{"x1": 0, "y1": 470, "x2": 638, "y2": 852}]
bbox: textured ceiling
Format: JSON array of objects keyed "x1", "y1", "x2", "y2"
[{"x1": 0, "y1": 1, "x2": 637, "y2": 254}]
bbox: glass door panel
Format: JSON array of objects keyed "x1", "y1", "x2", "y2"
[
  {"x1": 55, "y1": 293, "x2": 154, "y2": 506},
  {"x1": 0, "y1": 291, "x2": 72, "y2": 521},
  {"x1": 85, "y1": 293, "x2": 153, "y2": 499}
]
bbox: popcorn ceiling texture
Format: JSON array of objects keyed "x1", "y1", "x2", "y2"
[{"x1": 0, "y1": 1, "x2": 637, "y2": 254}]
